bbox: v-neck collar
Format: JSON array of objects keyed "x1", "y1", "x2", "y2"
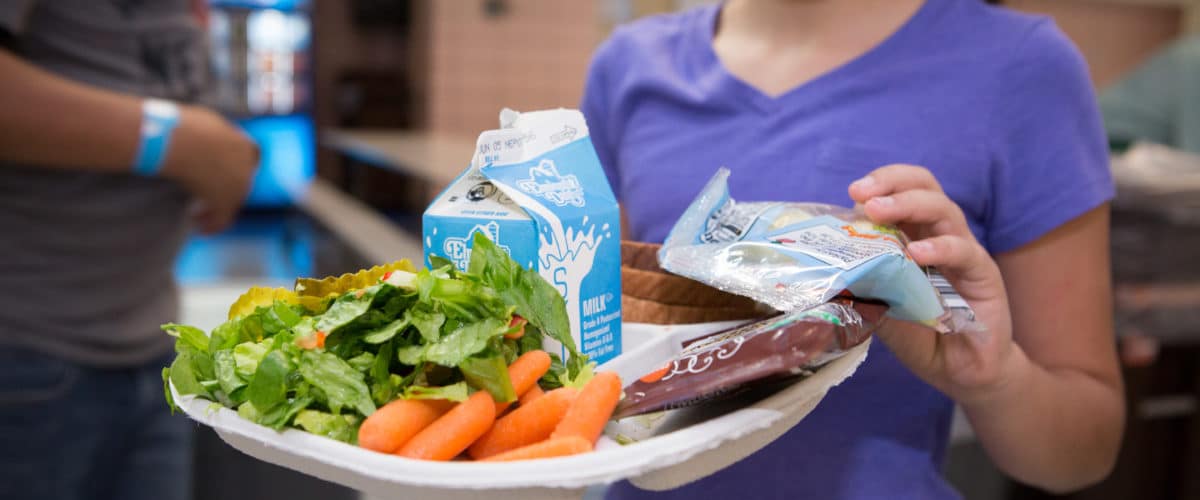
[{"x1": 687, "y1": 0, "x2": 940, "y2": 114}]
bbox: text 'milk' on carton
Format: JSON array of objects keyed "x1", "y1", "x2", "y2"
[{"x1": 423, "y1": 108, "x2": 622, "y2": 364}]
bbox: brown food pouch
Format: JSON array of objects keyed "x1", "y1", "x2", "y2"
[
  {"x1": 614, "y1": 298, "x2": 888, "y2": 419},
  {"x1": 621, "y1": 240, "x2": 766, "y2": 324}
]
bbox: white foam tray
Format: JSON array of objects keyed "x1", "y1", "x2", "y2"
[{"x1": 173, "y1": 321, "x2": 870, "y2": 499}]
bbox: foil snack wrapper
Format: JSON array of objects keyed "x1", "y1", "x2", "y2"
[
  {"x1": 659, "y1": 168, "x2": 977, "y2": 333},
  {"x1": 615, "y1": 298, "x2": 887, "y2": 419}
]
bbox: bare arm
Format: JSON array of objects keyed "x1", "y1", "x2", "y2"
[
  {"x1": 0, "y1": 48, "x2": 142, "y2": 170},
  {"x1": 0, "y1": 48, "x2": 259, "y2": 232},
  {"x1": 967, "y1": 205, "x2": 1123, "y2": 492}
]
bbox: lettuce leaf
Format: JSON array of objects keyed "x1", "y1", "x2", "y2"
[
  {"x1": 370, "y1": 339, "x2": 397, "y2": 406},
  {"x1": 233, "y1": 340, "x2": 271, "y2": 379},
  {"x1": 402, "y1": 381, "x2": 469, "y2": 403},
  {"x1": 208, "y1": 318, "x2": 246, "y2": 353},
  {"x1": 363, "y1": 317, "x2": 408, "y2": 344},
  {"x1": 397, "y1": 317, "x2": 507, "y2": 367},
  {"x1": 168, "y1": 352, "x2": 210, "y2": 399},
  {"x1": 297, "y1": 350, "x2": 376, "y2": 417},
  {"x1": 293, "y1": 410, "x2": 360, "y2": 444},
  {"x1": 316, "y1": 284, "x2": 383, "y2": 334},
  {"x1": 458, "y1": 350, "x2": 515, "y2": 403},
  {"x1": 247, "y1": 350, "x2": 292, "y2": 412},
  {"x1": 414, "y1": 269, "x2": 508, "y2": 322},
  {"x1": 164, "y1": 324, "x2": 208, "y2": 354},
  {"x1": 406, "y1": 307, "x2": 446, "y2": 344},
  {"x1": 467, "y1": 233, "x2": 575, "y2": 354},
  {"x1": 345, "y1": 352, "x2": 375, "y2": 373},
  {"x1": 212, "y1": 349, "x2": 246, "y2": 396}
]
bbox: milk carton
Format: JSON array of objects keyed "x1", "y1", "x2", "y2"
[{"x1": 422, "y1": 109, "x2": 622, "y2": 364}]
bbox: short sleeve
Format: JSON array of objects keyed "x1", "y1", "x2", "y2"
[
  {"x1": 0, "y1": 0, "x2": 38, "y2": 37},
  {"x1": 1099, "y1": 36, "x2": 1191, "y2": 146},
  {"x1": 581, "y1": 32, "x2": 624, "y2": 200},
  {"x1": 986, "y1": 20, "x2": 1114, "y2": 253}
]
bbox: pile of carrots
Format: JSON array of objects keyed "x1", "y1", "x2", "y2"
[{"x1": 358, "y1": 350, "x2": 623, "y2": 462}]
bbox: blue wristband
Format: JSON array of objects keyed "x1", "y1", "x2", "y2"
[{"x1": 132, "y1": 99, "x2": 181, "y2": 176}]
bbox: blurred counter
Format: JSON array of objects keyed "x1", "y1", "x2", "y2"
[{"x1": 322, "y1": 128, "x2": 473, "y2": 190}]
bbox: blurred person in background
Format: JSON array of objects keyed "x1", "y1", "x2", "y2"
[
  {"x1": 1101, "y1": 35, "x2": 1200, "y2": 154},
  {"x1": 583, "y1": 0, "x2": 1123, "y2": 498},
  {"x1": 0, "y1": 1, "x2": 257, "y2": 499}
]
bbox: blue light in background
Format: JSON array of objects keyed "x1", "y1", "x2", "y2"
[
  {"x1": 210, "y1": 0, "x2": 309, "y2": 11},
  {"x1": 239, "y1": 114, "x2": 315, "y2": 207},
  {"x1": 174, "y1": 216, "x2": 316, "y2": 285}
]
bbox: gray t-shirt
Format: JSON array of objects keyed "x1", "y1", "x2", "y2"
[{"x1": 0, "y1": 0, "x2": 207, "y2": 366}]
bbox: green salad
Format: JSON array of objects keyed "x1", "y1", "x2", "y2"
[{"x1": 163, "y1": 234, "x2": 590, "y2": 445}]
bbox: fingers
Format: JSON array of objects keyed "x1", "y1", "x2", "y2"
[
  {"x1": 848, "y1": 164, "x2": 942, "y2": 203},
  {"x1": 192, "y1": 202, "x2": 235, "y2": 235},
  {"x1": 861, "y1": 189, "x2": 970, "y2": 238},
  {"x1": 907, "y1": 234, "x2": 994, "y2": 280}
]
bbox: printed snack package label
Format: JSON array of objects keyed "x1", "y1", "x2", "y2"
[
  {"x1": 423, "y1": 108, "x2": 622, "y2": 363},
  {"x1": 659, "y1": 168, "x2": 976, "y2": 332}
]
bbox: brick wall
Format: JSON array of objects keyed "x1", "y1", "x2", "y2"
[{"x1": 423, "y1": 0, "x2": 603, "y2": 136}]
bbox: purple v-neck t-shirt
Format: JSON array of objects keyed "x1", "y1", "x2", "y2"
[{"x1": 581, "y1": 1, "x2": 1113, "y2": 498}]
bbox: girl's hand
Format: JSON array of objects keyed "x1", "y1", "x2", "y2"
[{"x1": 848, "y1": 165, "x2": 1021, "y2": 405}]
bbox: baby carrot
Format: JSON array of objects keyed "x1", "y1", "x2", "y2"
[
  {"x1": 518, "y1": 384, "x2": 545, "y2": 406},
  {"x1": 358, "y1": 398, "x2": 455, "y2": 453},
  {"x1": 468, "y1": 387, "x2": 578, "y2": 459},
  {"x1": 551, "y1": 371, "x2": 622, "y2": 444},
  {"x1": 495, "y1": 350, "x2": 551, "y2": 414},
  {"x1": 481, "y1": 436, "x2": 593, "y2": 462},
  {"x1": 397, "y1": 391, "x2": 496, "y2": 461}
]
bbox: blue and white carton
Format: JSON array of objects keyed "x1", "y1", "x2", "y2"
[{"x1": 422, "y1": 108, "x2": 622, "y2": 364}]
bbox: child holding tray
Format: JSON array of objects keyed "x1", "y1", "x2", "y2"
[{"x1": 582, "y1": 0, "x2": 1122, "y2": 498}]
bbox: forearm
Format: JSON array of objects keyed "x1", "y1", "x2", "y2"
[
  {"x1": 0, "y1": 49, "x2": 147, "y2": 171},
  {"x1": 962, "y1": 345, "x2": 1124, "y2": 493}
]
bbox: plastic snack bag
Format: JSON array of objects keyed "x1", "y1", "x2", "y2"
[{"x1": 659, "y1": 168, "x2": 976, "y2": 333}]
